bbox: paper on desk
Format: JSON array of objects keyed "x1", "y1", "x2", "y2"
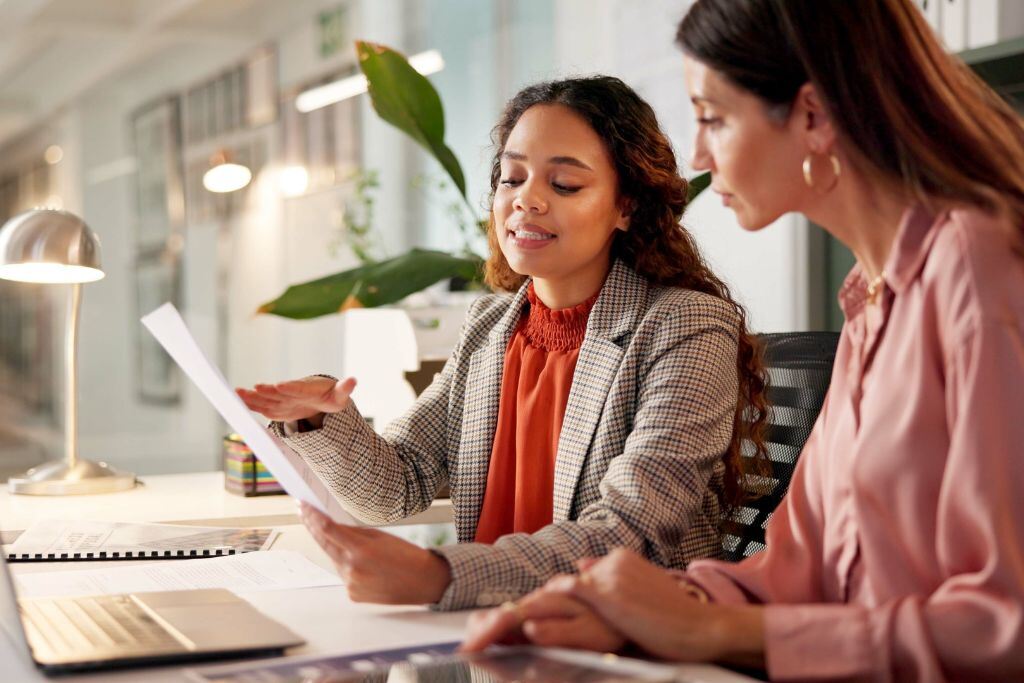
[
  {"x1": 7, "y1": 519, "x2": 278, "y2": 557},
  {"x1": 13, "y1": 550, "x2": 342, "y2": 598},
  {"x1": 141, "y1": 303, "x2": 358, "y2": 525}
]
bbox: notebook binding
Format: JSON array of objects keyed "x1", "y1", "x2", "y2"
[{"x1": 6, "y1": 547, "x2": 238, "y2": 562}]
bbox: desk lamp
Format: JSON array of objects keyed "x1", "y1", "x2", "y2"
[{"x1": 0, "y1": 209, "x2": 136, "y2": 494}]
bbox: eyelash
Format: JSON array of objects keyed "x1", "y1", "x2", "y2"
[
  {"x1": 498, "y1": 179, "x2": 581, "y2": 194},
  {"x1": 697, "y1": 116, "x2": 723, "y2": 128}
]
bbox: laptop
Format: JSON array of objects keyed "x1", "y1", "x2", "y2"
[{"x1": 0, "y1": 542, "x2": 304, "y2": 674}]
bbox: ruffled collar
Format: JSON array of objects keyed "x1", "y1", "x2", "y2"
[{"x1": 521, "y1": 283, "x2": 598, "y2": 352}]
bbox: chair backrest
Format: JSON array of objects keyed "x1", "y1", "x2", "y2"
[{"x1": 721, "y1": 331, "x2": 840, "y2": 562}]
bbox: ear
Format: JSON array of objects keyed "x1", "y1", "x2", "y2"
[
  {"x1": 616, "y1": 197, "x2": 634, "y2": 232},
  {"x1": 792, "y1": 82, "x2": 837, "y2": 154}
]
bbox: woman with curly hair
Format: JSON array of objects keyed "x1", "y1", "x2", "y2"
[{"x1": 238, "y1": 75, "x2": 768, "y2": 611}]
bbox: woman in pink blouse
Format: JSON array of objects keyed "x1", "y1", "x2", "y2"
[{"x1": 462, "y1": 0, "x2": 1024, "y2": 680}]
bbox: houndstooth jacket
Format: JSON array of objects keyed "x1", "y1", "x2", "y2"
[{"x1": 274, "y1": 260, "x2": 740, "y2": 611}]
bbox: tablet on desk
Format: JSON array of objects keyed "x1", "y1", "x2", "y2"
[{"x1": 189, "y1": 640, "x2": 731, "y2": 682}]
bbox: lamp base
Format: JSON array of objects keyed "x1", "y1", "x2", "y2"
[{"x1": 8, "y1": 459, "x2": 137, "y2": 495}]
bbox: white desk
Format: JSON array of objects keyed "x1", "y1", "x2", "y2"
[
  {"x1": 0, "y1": 471, "x2": 453, "y2": 531},
  {"x1": 0, "y1": 473, "x2": 758, "y2": 683}
]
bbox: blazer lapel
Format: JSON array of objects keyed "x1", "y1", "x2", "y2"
[
  {"x1": 453, "y1": 282, "x2": 530, "y2": 542},
  {"x1": 552, "y1": 261, "x2": 647, "y2": 521}
]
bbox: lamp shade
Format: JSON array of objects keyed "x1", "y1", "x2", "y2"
[
  {"x1": 202, "y1": 150, "x2": 251, "y2": 193},
  {"x1": 0, "y1": 209, "x2": 104, "y2": 284}
]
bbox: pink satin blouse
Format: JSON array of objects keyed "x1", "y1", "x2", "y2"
[{"x1": 687, "y1": 205, "x2": 1024, "y2": 682}]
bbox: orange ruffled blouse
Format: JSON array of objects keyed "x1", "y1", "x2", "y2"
[{"x1": 473, "y1": 283, "x2": 598, "y2": 544}]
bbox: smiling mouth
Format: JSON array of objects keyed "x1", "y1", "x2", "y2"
[{"x1": 507, "y1": 227, "x2": 556, "y2": 242}]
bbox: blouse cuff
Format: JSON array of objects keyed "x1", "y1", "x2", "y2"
[
  {"x1": 763, "y1": 603, "x2": 878, "y2": 681},
  {"x1": 428, "y1": 543, "x2": 526, "y2": 612}
]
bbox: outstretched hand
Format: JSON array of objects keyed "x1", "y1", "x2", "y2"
[{"x1": 236, "y1": 376, "x2": 356, "y2": 422}]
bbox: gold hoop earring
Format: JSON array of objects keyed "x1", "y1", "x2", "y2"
[{"x1": 802, "y1": 152, "x2": 841, "y2": 193}]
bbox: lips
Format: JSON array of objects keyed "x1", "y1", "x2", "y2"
[
  {"x1": 712, "y1": 187, "x2": 734, "y2": 206},
  {"x1": 506, "y1": 223, "x2": 556, "y2": 242},
  {"x1": 504, "y1": 222, "x2": 557, "y2": 251}
]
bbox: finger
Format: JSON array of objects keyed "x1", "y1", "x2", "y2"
[
  {"x1": 275, "y1": 376, "x2": 333, "y2": 398},
  {"x1": 236, "y1": 388, "x2": 269, "y2": 409},
  {"x1": 240, "y1": 394, "x2": 287, "y2": 414},
  {"x1": 299, "y1": 506, "x2": 364, "y2": 550},
  {"x1": 522, "y1": 616, "x2": 621, "y2": 651},
  {"x1": 324, "y1": 377, "x2": 356, "y2": 411},
  {"x1": 576, "y1": 557, "x2": 599, "y2": 572},
  {"x1": 543, "y1": 574, "x2": 579, "y2": 595},
  {"x1": 254, "y1": 383, "x2": 287, "y2": 398},
  {"x1": 299, "y1": 502, "x2": 332, "y2": 530},
  {"x1": 459, "y1": 607, "x2": 525, "y2": 652},
  {"x1": 335, "y1": 377, "x2": 357, "y2": 398}
]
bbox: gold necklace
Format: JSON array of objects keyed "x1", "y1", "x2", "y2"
[{"x1": 865, "y1": 270, "x2": 886, "y2": 305}]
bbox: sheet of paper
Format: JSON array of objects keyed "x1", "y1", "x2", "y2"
[
  {"x1": 13, "y1": 550, "x2": 342, "y2": 598},
  {"x1": 141, "y1": 303, "x2": 358, "y2": 525},
  {"x1": 7, "y1": 520, "x2": 277, "y2": 556}
]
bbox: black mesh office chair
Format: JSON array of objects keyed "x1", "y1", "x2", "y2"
[{"x1": 721, "y1": 332, "x2": 840, "y2": 562}]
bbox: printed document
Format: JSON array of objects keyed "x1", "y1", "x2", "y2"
[
  {"x1": 141, "y1": 303, "x2": 359, "y2": 525},
  {"x1": 6, "y1": 519, "x2": 277, "y2": 558},
  {"x1": 13, "y1": 550, "x2": 342, "y2": 598}
]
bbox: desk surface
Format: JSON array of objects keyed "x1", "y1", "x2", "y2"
[
  {"x1": 0, "y1": 473, "x2": 756, "y2": 683},
  {"x1": 0, "y1": 471, "x2": 452, "y2": 530}
]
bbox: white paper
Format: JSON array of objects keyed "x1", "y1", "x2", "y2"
[
  {"x1": 13, "y1": 550, "x2": 342, "y2": 598},
  {"x1": 7, "y1": 519, "x2": 277, "y2": 556},
  {"x1": 141, "y1": 303, "x2": 358, "y2": 525}
]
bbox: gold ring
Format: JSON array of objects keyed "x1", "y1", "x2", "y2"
[
  {"x1": 501, "y1": 601, "x2": 525, "y2": 624},
  {"x1": 578, "y1": 571, "x2": 593, "y2": 587}
]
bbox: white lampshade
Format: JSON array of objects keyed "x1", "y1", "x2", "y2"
[{"x1": 203, "y1": 150, "x2": 252, "y2": 193}]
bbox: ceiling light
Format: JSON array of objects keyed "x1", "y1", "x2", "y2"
[
  {"x1": 203, "y1": 150, "x2": 252, "y2": 193},
  {"x1": 44, "y1": 145, "x2": 63, "y2": 165},
  {"x1": 279, "y1": 165, "x2": 309, "y2": 197},
  {"x1": 295, "y1": 49, "x2": 445, "y2": 113}
]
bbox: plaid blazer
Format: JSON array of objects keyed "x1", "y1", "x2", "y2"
[{"x1": 276, "y1": 260, "x2": 740, "y2": 610}]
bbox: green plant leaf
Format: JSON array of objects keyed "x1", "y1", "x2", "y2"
[
  {"x1": 687, "y1": 171, "x2": 711, "y2": 202},
  {"x1": 356, "y1": 41, "x2": 467, "y2": 199},
  {"x1": 258, "y1": 249, "x2": 483, "y2": 319}
]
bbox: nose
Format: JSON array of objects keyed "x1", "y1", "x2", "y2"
[
  {"x1": 690, "y1": 130, "x2": 713, "y2": 173},
  {"x1": 512, "y1": 178, "x2": 548, "y2": 214}
]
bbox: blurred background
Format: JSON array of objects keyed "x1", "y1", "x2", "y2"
[{"x1": 0, "y1": 0, "x2": 1021, "y2": 480}]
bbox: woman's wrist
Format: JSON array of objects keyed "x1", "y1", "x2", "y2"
[
  {"x1": 422, "y1": 550, "x2": 453, "y2": 604},
  {"x1": 705, "y1": 604, "x2": 765, "y2": 669}
]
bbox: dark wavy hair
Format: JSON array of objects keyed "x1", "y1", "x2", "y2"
[{"x1": 484, "y1": 76, "x2": 769, "y2": 509}]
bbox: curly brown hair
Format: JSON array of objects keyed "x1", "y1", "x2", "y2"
[{"x1": 484, "y1": 76, "x2": 769, "y2": 509}]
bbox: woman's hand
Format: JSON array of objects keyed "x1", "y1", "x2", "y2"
[
  {"x1": 299, "y1": 502, "x2": 452, "y2": 604},
  {"x1": 236, "y1": 376, "x2": 356, "y2": 422},
  {"x1": 461, "y1": 587, "x2": 626, "y2": 653},
  {"x1": 546, "y1": 549, "x2": 765, "y2": 667}
]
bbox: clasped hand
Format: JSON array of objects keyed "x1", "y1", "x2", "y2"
[{"x1": 462, "y1": 548, "x2": 764, "y2": 666}]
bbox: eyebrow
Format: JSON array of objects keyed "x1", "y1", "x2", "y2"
[
  {"x1": 501, "y1": 151, "x2": 593, "y2": 171},
  {"x1": 690, "y1": 95, "x2": 719, "y2": 106}
]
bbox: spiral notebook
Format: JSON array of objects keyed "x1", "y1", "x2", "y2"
[{"x1": 4, "y1": 519, "x2": 278, "y2": 562}]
